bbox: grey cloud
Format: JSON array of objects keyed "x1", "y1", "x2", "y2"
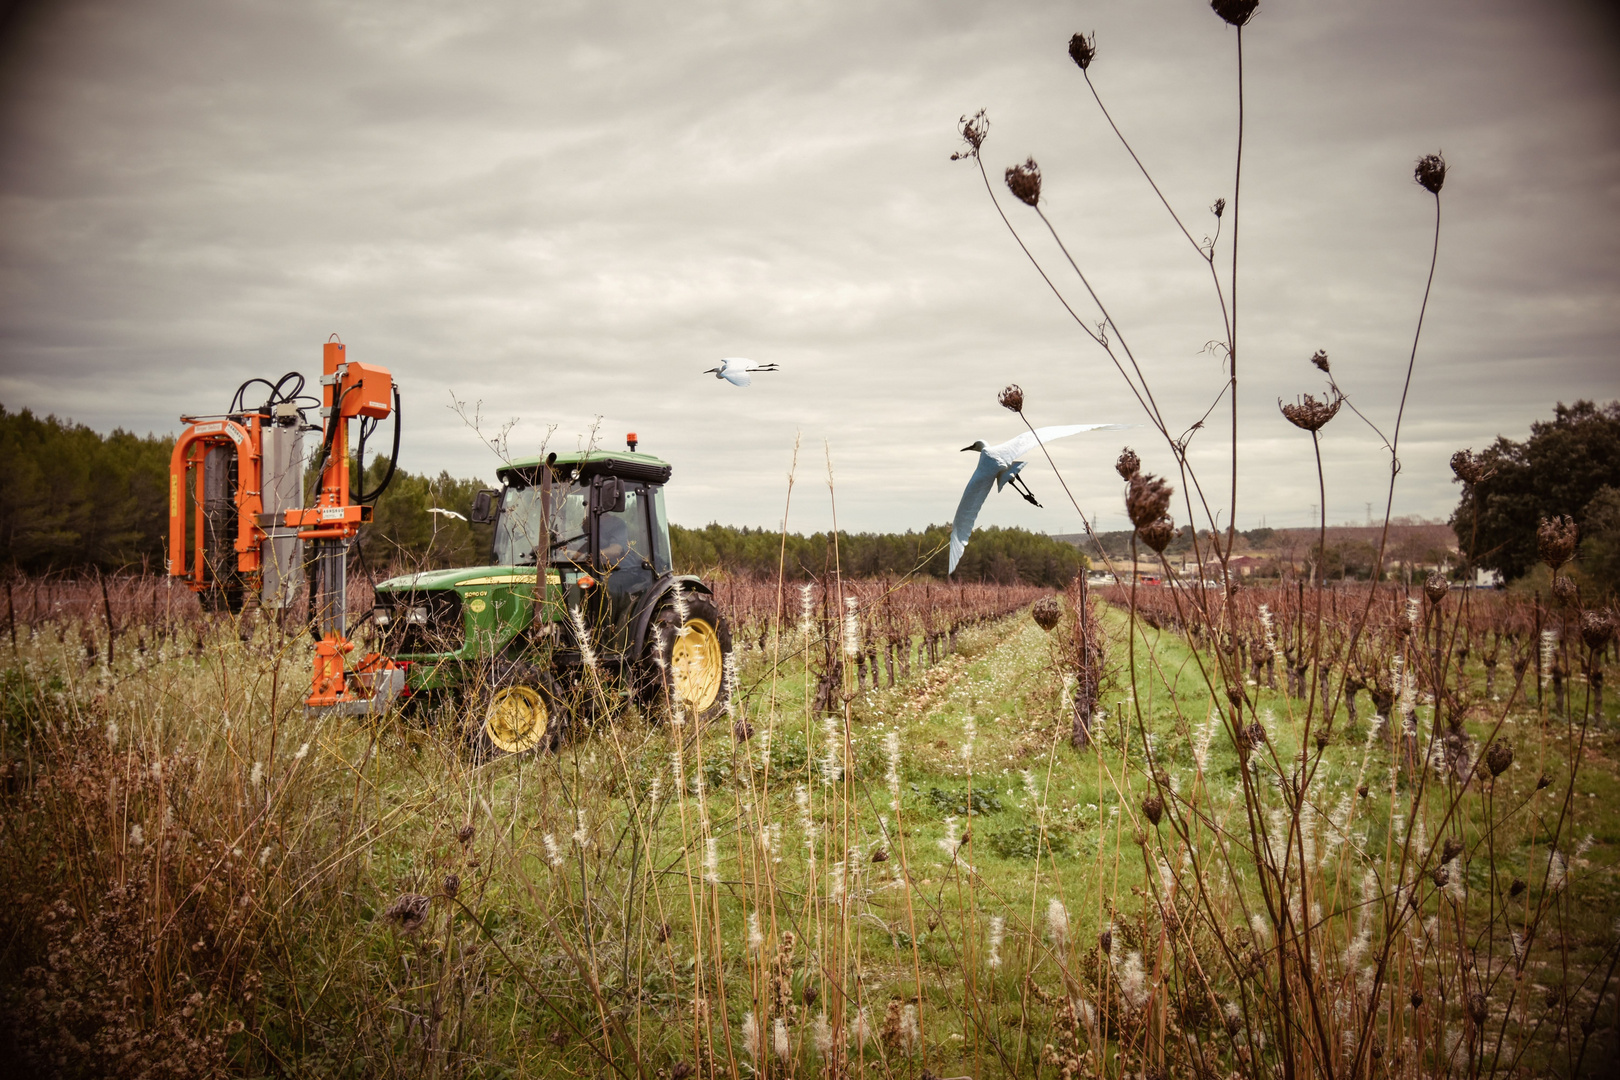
[{"x1": 1, "y1": 0, "x2": 1616, "y2": 540}]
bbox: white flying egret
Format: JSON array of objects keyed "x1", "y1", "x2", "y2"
[
  {"x1": 704, "y1": 357, "x2": 779, "y2": 387},
  {"x1": 429, "y1": 507, "x2": 468, "y2": 522},
  {"x1": 949, "y1": 424, "x2": 1123, "y2": 574}
]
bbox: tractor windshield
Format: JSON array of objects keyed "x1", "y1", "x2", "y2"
[
  {"x1": 490, "y1": 480, "x2": 591, "y2": 566},
  {"x1": 491, "y1": 486, "x2": 543, "y2": 566}
]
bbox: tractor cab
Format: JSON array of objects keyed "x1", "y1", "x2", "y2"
[{"x1": 479, "y1": 446, "x2": 676, "y2": 654}]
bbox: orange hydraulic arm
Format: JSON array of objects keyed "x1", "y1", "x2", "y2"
[{"x1": 291, "y1": 341, "x2": 398, "y2": 711}]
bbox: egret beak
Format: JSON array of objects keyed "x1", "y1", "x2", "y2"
[
  {"x1": 960, "y1": 444, "x2": 976, "y2": 452},
  {"x1": 703, "y1": 367, "x2": 720, "y2": 374}
]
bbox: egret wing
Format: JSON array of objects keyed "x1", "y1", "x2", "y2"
[
  {"x1": 722, "y1": 369, "x2": 753, "y2": 387},
  {"x1": 949, "y1": 453, "x2": 1001, "y2": 574},
  {"x1": 993, "y1": 423, "x2": 1126, "y2": 463}
]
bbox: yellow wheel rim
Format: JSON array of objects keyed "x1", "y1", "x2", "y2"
[
  {"x1": 483, "y1": 686, "x2": 548, "y2": 753},
  {"x1": 669, "y1": 617, "x2": 723, "y2": 713}
]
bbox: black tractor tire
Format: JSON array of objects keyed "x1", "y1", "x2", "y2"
[
  {"x1": 465, "y1": 670, "x2": 572, "y2": 761},
  {"x1": 636, "y1": 595, "x2": 733, "y2": 724}
]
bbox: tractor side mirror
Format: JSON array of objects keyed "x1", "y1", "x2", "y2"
[
  {"x1": 595, "y1": 476, "x2": 626, "y2": 514},
  {"x1": 469, "y1": 488, "x2": 500, "y2": 524}
]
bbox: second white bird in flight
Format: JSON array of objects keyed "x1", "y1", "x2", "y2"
[
  {"x1": 950, "y1": 424, "x2": 1124, "y2": 574},
  {"x1": 704, "y1": 357, "x2": 779, "y2": 387}
]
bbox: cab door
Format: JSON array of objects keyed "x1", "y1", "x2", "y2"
[{"x1": 591, "y1": 477, "x2": 657, "y2": 655}]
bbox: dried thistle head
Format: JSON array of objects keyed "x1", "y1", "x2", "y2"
[
  {"x1": 1538, "y1": 515, "x2": 1578, "y2": 571},
  {"x1": 1424, "y1": 572, "x2": 1450, "y2": 604},
  {"x1": 1005, "y1": 158, "x2": 1042, "y2": 207},
  {"x1": 1115, "y1": 447, "x2": 1141, "y2": 481},
  {"x1": 1581, "y1": 610, "x2": 1615, "y2": 652},
  {"x1": 952, "y1": 110, "x2": 989, "y2": 161},
  {"x1": 1210, "y1": 0, "x2": 1259, "y2": 27},
  {"x1": 1138, "y1": 516, "x2": 1176, "y2": 554},
  {"x1": 1141, "y1": 794, "x2": 1164, "y2": 826},
  {"x1": 1450, "y1": 449, "x2": 1492, "y2": 485},
  {"x1": 734, "y1": 718, "x2": 755, "y2": 743},
  {"x1": 1414, "y1": 152, "x2": 1447, "y2": 194},
  {"x1": 1279, "y1": 390, "x2": 1343, "y2": 432},
  {"x1": 443, "y1": 873, "x2": 460, "y2": 899},
  {"x1": 1552, "y1": 575, "x2": 1580, "y2": 607},
  {"x1": 998, "y1": 383, "x2": 1025, "y2": 413},
  {"x1": 1485, "y1": 741, "x2": 1514, "y2": 778},
  {"x1": 1441, "y1": 836, "x2": 1465, "y2": 863},
  {"x1": 1310, "y1": 350, "x2": 1330, "y2": 374},
  {"x1": 457, "y1": 823, "x2": 475, "y2": 845},
  {"x1": 1099, "y1": 928, "x2": 1112, "y2": 954},
  {"x1": 1211, "y1": 197, "x2": 1226, "y2": 218},
  {"x1": 384, "y1": 893, "x2": 431, "y2": 935},
  {"x1": 1126, "y1": 472, "x2": 1172, "y2": 529},
  {"x1": 1032, "y1": 596, "x2": 1062, "y2": 632},
  {"x1": 1068, "y1": 32, "x2": 1096, "y2": 70}
]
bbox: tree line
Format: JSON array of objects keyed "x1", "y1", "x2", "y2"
[{"x1": 669, "y1": 522, "x2": 1085, "y2": 586}]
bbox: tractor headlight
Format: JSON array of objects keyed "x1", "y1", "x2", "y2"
[
  {"x1": 405, "y1": 606, "x2": 429, "y2": 625},
  {"x1": 373, "y1": 606, "x2": 392, "y2": 627}
]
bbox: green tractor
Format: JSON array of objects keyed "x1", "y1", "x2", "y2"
[{"x1": 370, "y1": 439, "x2": 733, "y2": 756}]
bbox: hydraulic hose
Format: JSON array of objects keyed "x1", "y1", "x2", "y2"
[{"x1": 353, "y1": 383, "x2": 402, "y2": 504}]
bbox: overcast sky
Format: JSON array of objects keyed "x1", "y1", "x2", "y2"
[{"x1": 1, "y1": 0, "x2": 1617, "y2": 539}]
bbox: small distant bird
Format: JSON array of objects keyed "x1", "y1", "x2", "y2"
[
  {"x1": 429, "y1": 507, "x2": 468, "y2": 521},
  {"x1": 950, "y1": 424, "x2": 1123, "y2": 574},
  {"x1": 704, "y1": 357, "x2": 778, "y2": 387}
]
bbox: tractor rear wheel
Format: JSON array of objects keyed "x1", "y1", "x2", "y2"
[
  {"x1": 466, "y1": 672, "x2": 570, "y2": 760},
  {"x1": 638, "y1": 595, "x2": 732, "y2": 724}
]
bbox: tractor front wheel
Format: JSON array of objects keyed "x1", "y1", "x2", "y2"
[
  {"x1": 467, "y1": 673, "x2": 570, "y2": 760},
  {"x1": 638, "y1": 595, "x2": 732, "y2": 724}
]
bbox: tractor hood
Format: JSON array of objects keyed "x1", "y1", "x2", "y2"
[{"x1": 375, "y1": 566, "x2": 560, "y2": 592}]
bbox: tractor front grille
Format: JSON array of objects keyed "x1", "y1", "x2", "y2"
[{"x1": 375, "y1": 590, "x2": 464, "y2": 655}]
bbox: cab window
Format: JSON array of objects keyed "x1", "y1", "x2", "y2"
[{"x1": 598, "y1": 485, "x2": 653, "y2": 570}]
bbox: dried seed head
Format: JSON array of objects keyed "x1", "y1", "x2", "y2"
[
  {"x1": 1210, "y1": 0, "x2": 1259, "y2": 27},
  {"x1": 1280, "y1": 390, "x2": 1344, "y2": 432},
  {"x1": 733, "y1": 718, "x2": 754, "y2": 742},
  {"x1": 1244, "y1": 722, "x2": 1267, "y2": 746},
  {"x1": 1424, "y1": 573, "x2": 1450, "y2": 604},
  {"x1": 1068, "y1": 32, "x2": 1096, "y2": 70},
  {"x1": 1536, "y1": 773, "x2": 1551, "y2": 790},
  {"x1": 1414, "y1": 153, "x2": 1447, "y2": 194},
  {"x1": 1099, "y1": 928, "x2": 1112, "y2": 954},
  {"x1": 1442, "y1": 836, "x2": 1465, "y2": 863},
  {"x1": 1126, "y1": 473, "x2": 1174, "y2": 529},
  {"x1": 443, "y1": 873, "x2": 460, "y2": 899},
  {"x1": 1485, "y1": 740, "x2": 1514, "y2": 778},
  {"x1": 1005, "y1": 158, "x2": 1042, "y2": 207},
  {"x1": 1538, "y1": 515, "x2": 1578, "y2": 571},
  {"x1": 1357, "y1": 783, "x2": 1370, "y2": 799},
  {"x1": 952, "y1": 110, "x2": 989, "y2": 161},
  {"x1": 1431, "y1": 866, "x2": 1450, "y2": 888},
  {"x1": 670, "y1": 1063, "x2": 695, "y2": 1080},
  {"x1": 1310, "y1": 350, "x2": 1330, "y2": 374},
  {"x1": 1141, "y1": 795, "x2": 1164, "y2": 826},
  {"x1": 1508, "y1": 878, "x2": 1526, "y2": 898},
  {"x1": 998, "y1": 383, "x2": 1025, "y2": 413},
  {"x1": 457, "y1": 823, "x2": 475, "y2": 845},
  {"x1": 802, "y1": 984, "x2": 819, "y2": 1007},
  {"x1": 1032, "y1": 596, "x2": 1062, "y2": 632},
  {"x1": 1580, "y1": 610, "x2": 1614, "y2": 652},
  {"x1": 1467, "y1": 993, "x2": 1488, "y2": 1025},
  {"x1": 1211, "y1": 197, "x2": 1226, "y2": 218},
  {"x1": 1411, "y1": 992, "x2": 1424, "y2": 1009},
  {"x1": 1115, "y1": 447, "x2": 1141, "y2": 481},
  {"x1": 870, "y1": 847, "x2": 888, "y2": 863},
  {"x1": 384, "y1": 893, "x2": 431, "y2": 935},
  {"x1": 1551, "y1": 575, "x2": 1580, "y2": 607},
  {"x1": 1450, "y1": 448, "x2": 1492, "y2": 485},
  {"x1": 1138, "y1": 516, "x2": 1176, "y2": 554}
]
